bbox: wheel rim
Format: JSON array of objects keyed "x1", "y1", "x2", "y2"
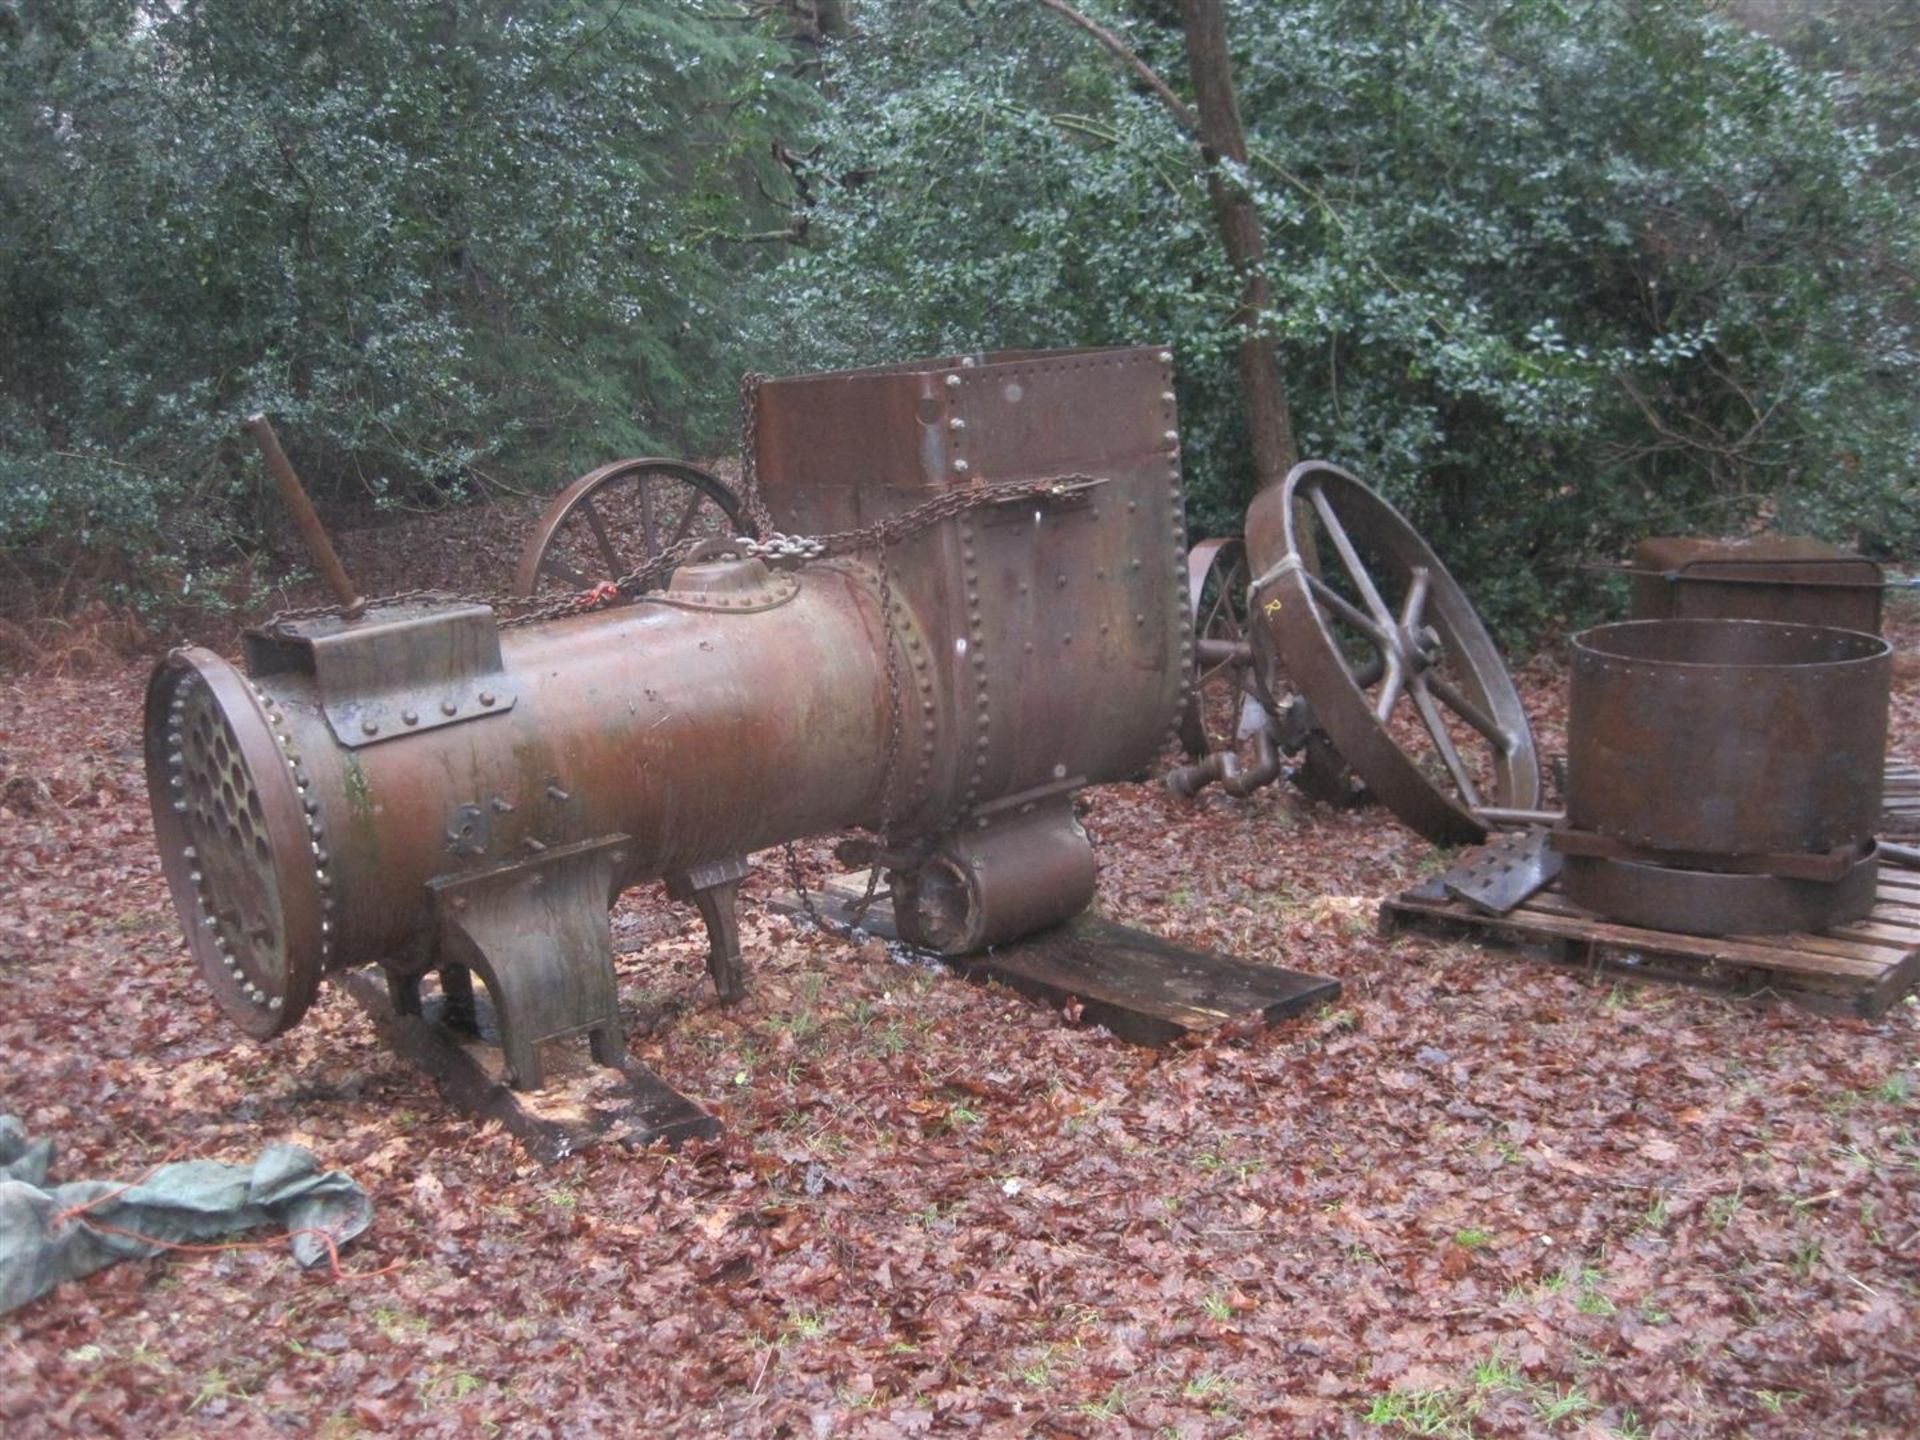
[
  {"x1": 1247, "y1": 461, "x2": 1539, "y2": 845},
  {"x1": 512, "y1": 458, "x2": 754, "y2": 599},
  {"x1": 1178, "y1": 537, "x2": 1271, "y2": 759}
]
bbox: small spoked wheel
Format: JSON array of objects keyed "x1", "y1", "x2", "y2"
[
  {"x1": 1178, "y1": 537, "x2": 1273, "y2": 760},
  {"x1": 512, "y1": 458, "x2": 754, "y2": 599},
  {"x1": 1245, "y1": 461, "x2": 1540, "y2": 845}
]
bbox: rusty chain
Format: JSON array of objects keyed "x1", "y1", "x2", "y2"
[
  {"x1": 264, "y1": 375, "x2": 1104, "y2": 943},
  {"x1": 262, "y1": 473, "x2": 1104, "y2": 637}
]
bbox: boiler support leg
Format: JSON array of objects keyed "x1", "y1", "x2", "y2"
[
  {"x1": 428, "y1": 834, "x2": 632, "y2": 1090},
  {"x1": 667, "y1": 855, "x2": 752, "y2": 1005}
]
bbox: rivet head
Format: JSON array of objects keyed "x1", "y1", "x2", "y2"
[
  {"x1": 360, "y1": 718, "x2": 380, "y2": 736},
  {"x1": 441, "y1": 698, "x2": 458, "y2": 716},
  {"x1": 478, "y1": 692, "x2": 496, "y2": 707},
  {"x1": 402, "y1": 709, "x2": 419, "y2": 726},
  {"x1": 1162, "y1": 391, "x2": 1176, "y2": 404},
  {"x1": 945, "y1": 374, "x2": 962, "y2": 389},
  {"x1": 1164, "y1": 430, "x2": 1179, "y2": 444},
  {"x1": 954, "y1": 459, "x2": 970, "y2": 475},
  {"x1": 1158, "y1": 350, "x2": 1173, "y2": 363},
  {"x1": 948, "y1": 417, "x2": 966, "y2": 432}
]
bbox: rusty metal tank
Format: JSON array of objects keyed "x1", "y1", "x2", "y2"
[
  {"x1": 1557, "y1": 618, "x2": 1890, "y2": 935},
  {"x1": 144, "y1": 346, "x2": 1192, "y2": 1086},
  {"x1": 1627, "y1": 536, "x2": 1884, "y2": 634}
]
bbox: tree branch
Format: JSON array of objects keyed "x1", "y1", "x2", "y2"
[{"x1": 1031, "y1": 0, "x2": 1198, "y2": 134}]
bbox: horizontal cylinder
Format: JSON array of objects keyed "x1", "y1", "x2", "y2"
[{"x1": 147, "y1": 565, "x2": 906, "y2": 1035}]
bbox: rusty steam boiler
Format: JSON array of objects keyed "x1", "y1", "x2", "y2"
[{"x1": 143, "y1": 347, "x2": 1192, "y2": 1087}]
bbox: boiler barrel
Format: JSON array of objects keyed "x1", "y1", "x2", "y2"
[{"x1": 145, "y1": 562, "x2": 904, "y2": 1037}]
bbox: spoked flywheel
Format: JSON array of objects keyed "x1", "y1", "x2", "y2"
[
  {"x1": 513, "y1": 458, "x2": 755, "y2": 599},
  {"x1": 1244, "y1": 461, "x2": 1540, "y2": 845}
]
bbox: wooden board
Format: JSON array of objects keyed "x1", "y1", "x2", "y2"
[
  {"x1": 342, "y1": 970, "x2": 718, "y2": 1161},
  {"x1": 1381, "y1": 859, "x2": 1920, "y2": 1018},
  {"x1": 772, "y1": 876, "x2": 1340, "y2": 1046},
  {"x1": 1885, "y1": 761, "x2": 1920, "y2": 840}
]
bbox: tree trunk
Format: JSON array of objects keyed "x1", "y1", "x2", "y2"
[{"x1": 1180, "y1": 0, "x2": 1298, "y2": 494}]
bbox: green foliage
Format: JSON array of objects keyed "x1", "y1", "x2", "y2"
[
  {"x1": 750, "y1": 0, "x2": 1920, "y2": 638},
  {"x1": 0, "y1": 0, "x2": 811, "y2": 599}
]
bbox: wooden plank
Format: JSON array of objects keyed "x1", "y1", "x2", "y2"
[
  {"x1": 342, "y1": 971, "x2": 718, "y2": 1162},
  {"x1": 771, "y1": 878, "x2": 1340, "y2": 1047},
  {"x1": 1510, "y1": 891, "x2": 1903, "y2": 975},
  {"x1": 1380, "y1": 854, "x2": 1920, "y2": 1018}
]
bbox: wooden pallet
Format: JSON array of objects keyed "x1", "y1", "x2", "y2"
[
  {"x1": 1380, "y1": 863, "x2": 1920, "y2": 1018},
  {"x1": 772, "y1": 875, "x2": 1340, "y2": 1046},
  {"x1": 1886, "y1": 761, "x2": 1920, "y2": 839}
]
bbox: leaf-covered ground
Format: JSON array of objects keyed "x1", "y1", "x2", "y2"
[{"x1": 3, "y1": 512, "x2": 1917, "y2": 1438}]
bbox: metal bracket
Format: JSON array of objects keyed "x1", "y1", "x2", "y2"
[
  {"x1": 245, "y1": 601, "x2": 517, "y2": 749},
  {"x1": 427, "y1": 833, "x2": 630, "y2": 1089},
  {"x1": 665, "y1": 855, "x2": 752, "y2": 1004}
]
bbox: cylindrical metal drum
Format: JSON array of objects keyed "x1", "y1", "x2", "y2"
[{"x1": 1561, "y1": 618, "x2": 1890, "y2": 934}]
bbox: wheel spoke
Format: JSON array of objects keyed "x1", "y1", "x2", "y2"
[
  {"x1": 1373, "y1": 660, "x2": 1407, "y2": 723},
  {"x1": 667, "y1": 489, "x2": 705, "y2": 545},
  {"x1": 578, "y1": 495, "x2": 624, "y2": 578},
  {"x1": 1400, "y1": 565, "x2": 1431, "y2": 633},
  {"x1": 1307, "y1": 482, "x2": 1396, "y2": 628},
  {"x1": 1427, "y1": 671, "x2": 1509, "y2": 751},
  {"x1": 1411, "y1": 680, "x2": 1483, "y2": 810},
  {"x1": 638, "y1": 479, "x2": 660, "y2": 556},
  {"x1": 1305, "y1": 571, "x2": 1391, "y2": 649},
  {"x1": 540, "y1": 551, "x2": 591, "y2": 590}
]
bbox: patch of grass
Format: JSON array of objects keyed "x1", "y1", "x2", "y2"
[
  {"x1": 1469, "y1": 1352, "x2": 1523, "y2": 1393},
  {"x1": 420, "y1": 1369, "x2": 485, "y2": 1404},
  {"x1": 1877, "y1": 1070, "x2": 1912, "y2": 1105},
  {"x1": 371, "y1": 1306, "x2": 429, "y2": 1341},
  {"x1": 1754, "y1": 1388, "x2": 1804, "y2": 1414},
  {"x1": 1454, "y1": 1227, "x2": 1495, "y2": 1250},
  {"x1": 1789, "y1": 1238, "x2": 1823, "y2": 1279},
  {"x1": 1532, "y1": 1384, "x2": 1596, "y2": 1425},
  {"x1": 188, "y1": 1367, "x2": 248, "y2": 1411},
  {"x1": 1707, "y1": 1188, "x2": 1744, "y2": 1230},
  {"x1": 782, "y1": 1309, "x2": 829, "y2": 1342},
  {"x1": 1200, "y1": 1292, "x2": 1234, "y2": 1323},
  {"x1": 1077, "y1": 1384, "x2": 1129, "y2": 1420},
  {"x1": 1183, "y1": 1371, "x2": 1235, "y2": 1405},
  {"x1": 945, "y1": 1103, "x2": 984, "y2": 1128},
  {"x1": 1364, "y1": 1388, "x2": 1471, "y2": 1437},
  {"x1": 1640, "y1": 1192, "x2": 1669, "y2": 1231},
  {"x1": 1575, "y1": 1287, "x2": 1616, "y2": 1317},
  {"x1": 768, "y1": 1009, "x2": 819, "y2": 1041}
]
